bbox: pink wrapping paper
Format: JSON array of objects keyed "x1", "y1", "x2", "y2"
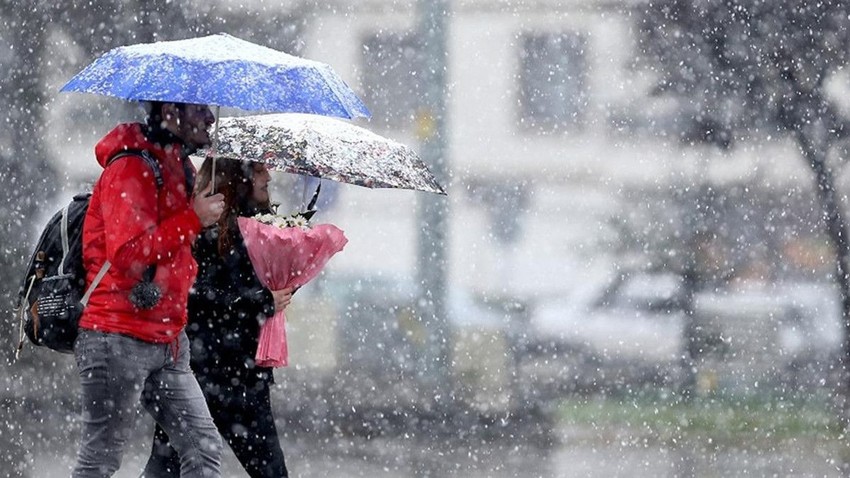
[{"x1": 238, "y1": 217, "x2": 347, "y2": 367}]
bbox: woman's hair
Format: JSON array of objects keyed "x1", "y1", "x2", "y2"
[{"x1": 196, "y1": 157, "x2": 271, "y2": 256}]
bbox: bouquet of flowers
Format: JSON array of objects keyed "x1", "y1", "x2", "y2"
[{"x1": 238, "y1": 210, "x2": 347, "y2": 367}]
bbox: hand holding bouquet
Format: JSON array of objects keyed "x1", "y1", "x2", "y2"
[{"x1": 238, "y1": 211, "x2": 347, "y2": 367}]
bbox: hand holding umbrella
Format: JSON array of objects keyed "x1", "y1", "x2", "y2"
[{"x1": 193, "y1": 182, "x2": 226, "y2": 227}]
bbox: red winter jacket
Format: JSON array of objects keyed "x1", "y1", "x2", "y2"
[{"x1": 79, "y1": 123, "x2": 203, "y2": 343}]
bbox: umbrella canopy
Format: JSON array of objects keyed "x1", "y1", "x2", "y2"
[
  {"x1": 198, "y1": 113, "x2": 446, "y2": 195},
  {"x1": 61, "y1": 33, "x2": 370, "y2": 119}
]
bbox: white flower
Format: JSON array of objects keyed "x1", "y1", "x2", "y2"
[
  {"x1": 253, "y1": 211, "x2": 311, "y2": 230},
  {"x1": 288, "y1": 215, "x2": 309, "y2": 228}
]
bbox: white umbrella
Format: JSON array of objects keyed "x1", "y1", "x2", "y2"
[{"x1": 198, "y1": 113, "x2": 446, "y2": 195}]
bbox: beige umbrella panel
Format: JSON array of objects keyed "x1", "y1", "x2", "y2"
[{"x1": 200, "y1": 113, "x2": 446, "y2": 195}]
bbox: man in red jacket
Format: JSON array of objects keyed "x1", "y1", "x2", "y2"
[{"x1": 73, "y1": 102, "x2": 225, "y2": 478}]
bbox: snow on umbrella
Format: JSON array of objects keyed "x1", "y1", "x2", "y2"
[
  {"x1": 198, "y1": 113, "x2": 446, "y2": 195},
  {"x1": 61, "y1": 33, "x2": 370, "y2": 119}
]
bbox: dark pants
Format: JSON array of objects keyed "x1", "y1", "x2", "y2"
[{"x1": 143, "y1": 378, "x2": 288, "y2": 478}]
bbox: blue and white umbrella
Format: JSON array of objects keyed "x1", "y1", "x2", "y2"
[{"x1": 61, "y1": 33, "x2": 370, "y2": 119}]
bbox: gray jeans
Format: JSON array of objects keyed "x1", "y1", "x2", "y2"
[{"x1": 72, "y1": 330, "x2": 222, "y2": 478}]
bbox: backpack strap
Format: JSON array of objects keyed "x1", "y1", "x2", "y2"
[
  {"x1": 81, "y1": 261, "x2": 110, "y2": 307},
  {"x1": 57, "y1": 201, "x2": 72, "y2": 277},
  {"x1": 16, "y1": 274, "x2": 39, "y2": 359},
  {"x1": 109, "y1": 150, "x2": 164, "y2": 189}
]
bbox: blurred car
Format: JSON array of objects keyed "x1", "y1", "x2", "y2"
[
  {"x1": 692, "y1": 281, "x2": 842, "y2": 391},
  {"x1": 532, "y1": 271, "x2": 687, "y2": 364},
  {"x1": 532, "y1": 270, "x2": 843, "y2": 393}
]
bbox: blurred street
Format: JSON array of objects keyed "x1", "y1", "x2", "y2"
[{"x1": 30, "y1": 413, "x2": 846, "y2": 477}]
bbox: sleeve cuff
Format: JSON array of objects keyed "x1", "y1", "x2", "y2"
[{"x1": 258, "y1": 288, "x2": 276, "y2": 321}]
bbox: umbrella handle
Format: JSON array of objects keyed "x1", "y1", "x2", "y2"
[
  {"x1": 210, "y1": 106, "x2": 221, "y2": 194},
  {"x1": 307, "y1": 182, "x2": 321, "y2": 211}
]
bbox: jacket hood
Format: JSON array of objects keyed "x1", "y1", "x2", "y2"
[
  {"x1": 94, "y1": 123, "x2": 156, "y2": 169},
  {"x1": 94, "y1": 123, "x2": 190, "y2": 168}
]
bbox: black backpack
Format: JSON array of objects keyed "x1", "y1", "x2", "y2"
[{"x1": 15, "y1": 151, "x2": 162, "y2": 356}]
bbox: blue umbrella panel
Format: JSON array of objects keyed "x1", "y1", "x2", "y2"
[{"x1": 61, "y1": 33, "x2": 370, "y2": 119}]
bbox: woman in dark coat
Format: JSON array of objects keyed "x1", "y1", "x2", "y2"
[{"x1": 143, "y1": 158, "x2": 292, "y2": 478}]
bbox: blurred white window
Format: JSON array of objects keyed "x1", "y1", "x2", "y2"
[
  {"x1": 518, "y1": 31, "x2": 587, "y2": 133},
  {"x1": 360, "y1": 31, "x2": 422, "y2": 130}
]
